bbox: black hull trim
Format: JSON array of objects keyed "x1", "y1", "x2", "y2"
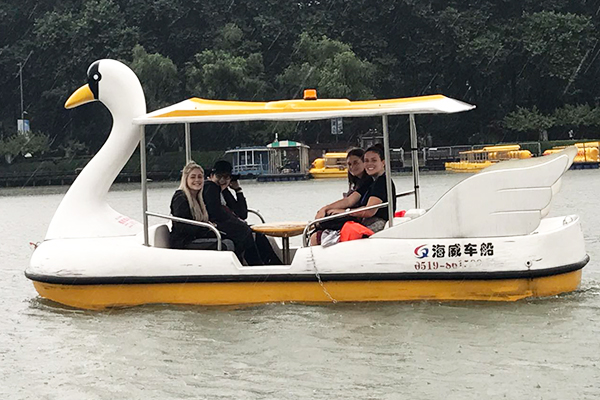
[{"x1": 26, "y1": 255, "x2": 589, "y2": 286}]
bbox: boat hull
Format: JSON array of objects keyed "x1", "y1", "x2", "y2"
[
  {"x1": 31, "y1": 268, "x2": 583, "y2": 310},
  {"x1": 309, "y1": 169, "x2": 348, "y2": 179},
  {"x1": 445, "y1": 161, "x2": 493, "y2": 172},
  {"x1": 26, "y1": 215, "x2": 588, "y2": 310}
]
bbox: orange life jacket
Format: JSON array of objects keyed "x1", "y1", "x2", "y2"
[{"x1": 340, "y1": 221, "x2": 374, "y2": 242}]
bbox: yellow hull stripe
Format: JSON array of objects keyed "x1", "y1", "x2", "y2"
[
  {"x1": 309, "y1": 171, "x2": 348, "y2": 179},
  {"x1": 31, "y1": 270, "x2": 582, "y2": 310}
]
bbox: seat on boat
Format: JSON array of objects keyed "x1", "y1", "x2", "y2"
[
  {"x1": 148, "y1": 223, "x2": 171, "y2": 248},
  {"x1": 384, "y1": 209, "x2": 426, "y2": 228},
  {"x1": 182, "y1": 238, "x2": 235, "y2": 251},
  {"x1": 148, "y1": 223, "x2": 234, "y2": 251}
]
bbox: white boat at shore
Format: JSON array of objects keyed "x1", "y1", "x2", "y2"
[{"x1": 26, "y1": 59, "x2": 588, "y2": 309}]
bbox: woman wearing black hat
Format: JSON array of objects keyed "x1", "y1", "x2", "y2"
[{"x1": 203, "y1": 160, "x2": 281, "y2": 265}]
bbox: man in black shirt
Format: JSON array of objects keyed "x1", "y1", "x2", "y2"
[{"x1": 203, "y1": 160, "x2": 281, "y2": 265}]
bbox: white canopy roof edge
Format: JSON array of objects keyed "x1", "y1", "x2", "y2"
[{"x1": 133, "y1": 95, "x2": 475, "y2": 125}]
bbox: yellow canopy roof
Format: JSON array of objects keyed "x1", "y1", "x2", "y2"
[{"x1": 133, "y1": 94, "x2": 475, "y2": 125}]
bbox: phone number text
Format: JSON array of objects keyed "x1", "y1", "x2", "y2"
[{"x1": 414, "y1": 259, "x2": 483, "y2": 270}]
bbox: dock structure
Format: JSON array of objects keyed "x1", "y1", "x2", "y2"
[
  {"x1": 570, "y1": 162, "x2": 599, "y2": 169},
  {"x1": 256, "y1": 173, "x2": 311, "y2": 182},
  {"x1": 3, "y1": 141, "x2": 596, "y2": 187},
  {"x1": 0, "y1": 172, "x2": 79, "y2": 187},
  {"x1": 423, "y1": 145, "x2": 473, "y2": 167},
  {"x1": 396, "y1": 146, "x2": 469, "y2": 172}
]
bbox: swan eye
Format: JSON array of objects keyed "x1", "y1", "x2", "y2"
[{"x1": 86, "y1": 61, "x2": 102, "y2": 99}]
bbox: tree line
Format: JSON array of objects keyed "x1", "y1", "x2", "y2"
[{"x1": 1, "y1": 0, "x2": 599, "y2": 161}]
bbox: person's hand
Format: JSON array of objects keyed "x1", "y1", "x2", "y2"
[
  {"x1": 229, "y1": 180, "x2": 241, "y2": 191},
  {"x1": 327, "y1": 208, "x2": 346, "y2": 216},
  {"x1": 315, "y1": 207, "x2": 328, "y2": 219}
]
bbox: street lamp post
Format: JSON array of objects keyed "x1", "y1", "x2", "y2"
[
  {"x1": 19, "y1": 62, "x2": 24, "y2": 121},
  {"x1": 18, "y1": 51, "x2": 33, "y2": 125}
]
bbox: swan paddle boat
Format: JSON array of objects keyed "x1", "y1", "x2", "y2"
[{"x1": 26, "y1": 59, "x2": 589, "y2": 309}]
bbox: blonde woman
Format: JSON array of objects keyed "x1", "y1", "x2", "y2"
[{"x1": 170, "y1": 161, "x2": 233, "y2": 250}]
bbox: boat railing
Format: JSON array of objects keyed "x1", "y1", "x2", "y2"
[
  {"x1": 248, "y1": 208, "x2": 266, "y2": 223},
  {"x1": 301, "y1": 189, "x2": 416, "y2": 247},
  {"x1": 145, "y1": 211, "x2": 223, "y2": 251},
  {"x1": 233, "y1": 164, "x2": 268, "y2": 173},
  {"x1": 140, "y1": 111, "x2": 427, "y2": 247}
]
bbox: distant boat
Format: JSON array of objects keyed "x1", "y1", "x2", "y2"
[
  {"x1": 445, "y1": 144, "x2": 532, "y2": 173},
  {"x1": 309, "y1": 152, "x2": 348, "y2": 178},
  {"x1": 543, "y1": 142, "x2": 599, "y2": 170},
  {"x1": 259, "y1": 139, "x2": 311, "y2": 181},
  {"x1": 224, "y1": 139, "x2": 311, "y2": 181},
  {"x1": 225, "y1": 146, "x2": 271, "y2": 178}
]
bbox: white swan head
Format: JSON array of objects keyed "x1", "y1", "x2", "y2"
[
  {"x1": 65, "y1": 59, "x2": 145, "y2": 116},
  {"x1": 46, "y1": 59, "x2": 146, "y2": 240}
]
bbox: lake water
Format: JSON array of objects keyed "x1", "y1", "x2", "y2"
[{"x1": 1, "y1": 171, "x2": 599, "y2": 399}]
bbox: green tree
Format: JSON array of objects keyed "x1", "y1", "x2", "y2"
[
  {"x1": 130, "y1": 44, "x2": 179, "y2": 111},
  {"x1": 553, "y1": 104, "x2": 600, "y2": 137},
  {"x1": 130, "y1": 45, "x2": 181, "y2": 153},
  {"x1": 59, "y1": 138, "x2": 89, "y2": 158},
  {"x1": 185, "y1": 51, "x2": 267, "y2": 101},
  {"x1": 183, "y1": 24, "x2": 272, "y2": 149},
  {"x1": 503, "y1": 106, "x2": 555, "y2": 140},
  {"x1": 0, "y1": 131, "x2": 50, "y2": 164},
  {"x1": 27, "y1": 0, "x2": 139, "y2": 151},
  {"x1": 2, "y1": 0, "x2": 600, "y2": 154},
  {"x1": 275, "y1": 33, "x2": 377, "y2": 144},
  {"x1": 277, "y1": 33, "x2": 375, "y2": 99},
  {"x1": 520, "y1": 11, "x2": 595, "y2": 82},
  {"x1": 513, "y1": 11, "x2": 597, "y2": 112}
]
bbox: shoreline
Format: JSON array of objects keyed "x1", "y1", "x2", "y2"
[{"x1": 0, "y1": 170, "x2": 182, "y2": 188}]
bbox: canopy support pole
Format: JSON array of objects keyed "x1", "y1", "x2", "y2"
[
  {"x1": 409, "y1": 114, "x2": 421, "y2": 208},
  {"x1": 184, "y1": 123, "x2": 191, "y2": 163},
  {"x1": 140, "y1": 125, "x2": 149, "y2": 246},
  {"x1": 382, "y1": 115, "x2": 394, "y2": 227}
]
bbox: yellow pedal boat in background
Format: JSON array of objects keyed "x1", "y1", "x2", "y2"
[
  {"x1": 309, "y1": 152, "x2": 349, "y2": 178},
  {"x1": 445, "y1": 144, "x2": 532, "y2": 172}
]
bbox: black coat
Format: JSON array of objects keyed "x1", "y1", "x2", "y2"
[
  {"x1": 202, "y1": 180, "x2": 281, "y2": 265},
  {"x1": 169, "y1": 189, "x2": 212, "y2": 249},
  {"x1": 202, "y1": 180, "x2": 248, "y2": 222},
  {"x1": 202, "y1": 180, "x2": 255, "y2": 254}
]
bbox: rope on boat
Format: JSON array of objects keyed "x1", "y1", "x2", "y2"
[
  {"x1": 29, "y1": 241, "x2": 39, "y2": 250},
  {"x1": 308, "y1": 247, "x2": 337, "y2": 303}
]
